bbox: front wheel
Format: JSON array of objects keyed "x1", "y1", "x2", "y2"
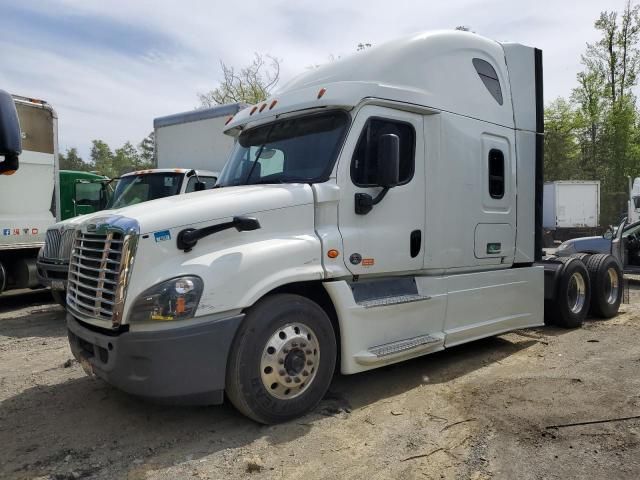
[{"x1": 225, "y1": 293, "x2": 337, "y2": 424}]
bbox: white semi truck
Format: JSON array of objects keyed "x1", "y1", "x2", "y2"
[
  {"x1": 37, "y1": 103, "x2": 244, "y2": 304},
  {"x1": 0, "y1": 93, "x2": 58, "y2": 294},
  {"x1": 14, "y1": 31, "x2": 618, "y2": 423}
]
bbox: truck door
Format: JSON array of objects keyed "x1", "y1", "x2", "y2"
[{"x1": 337, "y1": 105, "x2": 425, "y2": 275}]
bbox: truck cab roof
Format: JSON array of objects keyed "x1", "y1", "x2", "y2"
[{"x1": 225, "y1": 30, "x2": 535, "y2": 136}]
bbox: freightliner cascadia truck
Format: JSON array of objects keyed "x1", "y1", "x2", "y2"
[
  {"x1": 37, "y1": 103, "x2": 243, "y2": 305},
  {"x1": 42, "y1": 31, "x2": 622, "y2": 423}
]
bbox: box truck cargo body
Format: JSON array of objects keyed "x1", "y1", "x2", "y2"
[
  {"x1": 154, "y1": 103, "x2": 247, "y2": 173},
  {"x1": 0, "y1": 95, "x2": 58, "y2": 293},
  {"x1": 543, "y1": 181, "x2": 600, "y2": 229}
]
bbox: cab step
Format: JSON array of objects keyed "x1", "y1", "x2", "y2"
[
  {"x1": 354, "y1": 333, "x2": 444, "y2": 365},
  {"x1": 357, "y1": 293, "x2": 431, "y2": 308}
]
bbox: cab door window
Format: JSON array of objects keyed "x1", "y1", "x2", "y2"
[{"x1": 351, "y1": 118, "x2": 415, "y2": 187}]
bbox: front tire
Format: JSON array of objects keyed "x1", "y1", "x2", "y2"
[{"x1": 225, "y1": 293, "x2": 337, "y2": 424}]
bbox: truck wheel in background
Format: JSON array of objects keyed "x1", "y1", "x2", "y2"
[
  {"x1": 585, "y1": 254, "x2": 622, "y2": 319},
  {"x1": 225, "y1": 293, "x2": 337, "y2": 424},
  {"x1": 545, "y1": 257, "x2": 591, "y2": 328},
  {"x1": 569, "y1": 253, "x2": 591, "y2": 263},
  {"x1": 51, "y1": 289, "x2": 66, "y2": 308}
]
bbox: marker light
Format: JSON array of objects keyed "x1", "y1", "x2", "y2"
[
  {"x1": 317, "y1": 88, "x2": 327, "y2": 99},
  {"x1": 269, "y1": 100, "x2": 278, "y2": 109},
  {"x1": 225, "y1": 115, "x2": 234, "y2": 125},
  {"x1": 250, "y1": 106, "x2": 258, "y2": 115},
  {"x1": 327, "y1": 249, "x2": 339, "y2": 258},
  {"x1": 259, "y1": 103, "x2": 267, "y2": 112}
]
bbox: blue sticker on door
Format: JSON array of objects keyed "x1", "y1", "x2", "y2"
[{"x1": 154, "y1": 230, "x2": 171, "y2": 242}]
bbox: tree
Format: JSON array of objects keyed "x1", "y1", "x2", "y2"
[
  {"x1": 583, "y1": 1, "x2": 640, "y2": 105},
  {"x1": 113, "y1": 141, "x2": 141, "y2": 176},
  {"x1": 544, "y1": 99, "x2": 582, "y2": 181},
  {"x1": 58, "y1": 147, "x2": 92, "y2": 171},
  {"x1": 198, "y1": 53, "x2": 281, "y2": 107},
  {"x1": 90, "y1": 140, "x2": 114, "y2": 177},
  {"x1": 138, "y1": 131, "x2": 155, "y2": 167}
]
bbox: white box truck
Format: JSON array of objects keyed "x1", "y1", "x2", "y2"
[
  {"x1": 48, "y1": 31, "x2": 624, "y2": 423},
  {"x1": 154, "y1": 103, "x2": 247, "y2": 172},
  {"x1": 0, "y1": 93, "x2": 59, "y2": 294},
  {"x1": 543, "y1": 180, "x2": 600, "y2": 241}
]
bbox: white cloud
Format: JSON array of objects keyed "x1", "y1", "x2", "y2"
[{"x1": 1, "y1": 0, "x2": 630, "y2": 159}]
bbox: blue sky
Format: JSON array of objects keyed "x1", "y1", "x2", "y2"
[{"x1": 0, "y1": 0, "x2": 628, "y2": 160}]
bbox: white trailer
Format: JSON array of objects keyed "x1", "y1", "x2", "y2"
[
  {"x1": 0, "y1": 94, "x2": 58, "y2": 293},
  {"x1": 628, "y1": 177, "x2": 640, "y2": 224},
  {"x1": 46, "y1": 31, "x2": 624, "y2": 424},
  {"x1": 154, "y1": 103, "x2": 247, "y2": 173},
  {"x1": 543, "y1": 181, "x2": 600, "y2": 229}
]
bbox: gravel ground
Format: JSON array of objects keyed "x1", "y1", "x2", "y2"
[{"x1": 1, "y1": 286, "x2": 639, "y2": 480}]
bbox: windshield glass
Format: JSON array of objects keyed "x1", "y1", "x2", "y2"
[
  {"x1": 216, "y1": 110, "x2": 349, "y2": 187},
  {"x1": 107, "y1": 173, "x2": 183, "y2": 209}
]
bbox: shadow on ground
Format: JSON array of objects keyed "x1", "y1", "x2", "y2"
[{"x1": 0, "y1": 333, "x2": 537, "y2": 479}]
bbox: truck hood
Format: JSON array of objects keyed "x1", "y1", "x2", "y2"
[
  {"x1": 557, "y1": 236, "x2": 611, "y2": 256},
  {"x1": 87, "y1": 184, "x2": 315, "y2": 234}
]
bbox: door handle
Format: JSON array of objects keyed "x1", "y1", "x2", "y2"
[{"x1": 410, "y1": 230, "x2": 422, "y2": 258}]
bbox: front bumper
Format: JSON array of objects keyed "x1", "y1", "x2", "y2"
[
  {"x1": 36, "y1": 259, "x2": 69, "y2": 289},
  {"x1": 67, "y1": 312, "x2": 244, "y2": 405}
]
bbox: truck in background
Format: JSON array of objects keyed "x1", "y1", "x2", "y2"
[
  {"x1": 38, "y1": 102, "x2": 243, "y2": 305},
  {"x1": 63, "y1": 31, "x2": 623, "y2": 423},
  {"x1": 543, "y1": 180, "x2": 600, "y2": 242},
  {"x1": 0, "y1": 94, "x2": 58, "y2": 294},
  {"x1": 154, "y1": 102, "x2": 247, "y2": 171},
  {"x1": 59, "y1": 170, "x2": 111, "y2": 221},
  {"x1": 38, "y1": 168, "x2": 218, "y2": 305}
]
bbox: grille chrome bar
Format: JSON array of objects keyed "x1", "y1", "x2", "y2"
[{"x1": 66, "y1": 222, "x2": 138, "y2": 327}]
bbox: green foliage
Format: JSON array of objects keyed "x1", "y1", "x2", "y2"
[
  {"x1": 546, "y1": 1, "x2": 640, "y2": 225},
  {"x1": 87, "y1": 136, "x2": 154, "y2": 178},
  {"x1": 58, "y1": 147, "x2": 92, "y2": 171},
  {"x1": 198, "y1": 53, "x2": 281, "y2": 107}
]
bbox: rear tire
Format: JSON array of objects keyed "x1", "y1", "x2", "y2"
[
  {"x1": 51, "y1": 289, "x2": 66, "y2": 308},
  {"x1": 570, "y1": 252, "x2": 591, "y2": 262},
  {"x1": 225, "y1": 293, "x2": 337, "y2": 424},
  {"x1": 545, "y1": 257, "x2": 591, "y2": 328},
  {"x1": 585, "y1": 254, "x2": 622, "y2": 319}
]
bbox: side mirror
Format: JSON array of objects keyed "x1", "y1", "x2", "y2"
[
  {"x1": 194, "y1": 181, "x2": 206, "y2": 192},
  {"x1": 0, "y1": 89, "x2": 22, "y2": 175},
  {"x1": 376, "y1": 133, "x2": 400, "y2": 188},
  {"x1": 604, "y1": 229, "x2": 613, "y2": 240}
]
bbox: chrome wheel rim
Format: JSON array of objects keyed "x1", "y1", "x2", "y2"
[
  {"x1": 567, "y1": 272, "x2": 586, "y2": 314},
  {"x1": 260, "y1": 323, "x2": 320, "y2": 400},
  {"x1": 604, "y1": 267, "x2": 619, "y2": 305}
]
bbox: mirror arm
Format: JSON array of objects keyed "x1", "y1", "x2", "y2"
[{"x1": 355, "y1": 187, "x2": 389, "y2": 215}]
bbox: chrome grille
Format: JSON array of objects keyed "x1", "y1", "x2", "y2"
[
  {"x1": 59, "y1": 229, "x2": 76, "y2": 261},
  {"x1": 67, "y1": 230, "x2": 130, "y2": 324},
  {"x1": 42, "y1": 228, "x2": 77, "y2": 262},
  {"x1": 42, "y1": 229, "x2": 61, "y2": 259}
]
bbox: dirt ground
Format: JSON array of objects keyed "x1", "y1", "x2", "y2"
[{"x1": 1, "y1": 286, "x2": 640, "y2": 480}]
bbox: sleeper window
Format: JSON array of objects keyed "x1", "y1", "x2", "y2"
[
  {"x1": 488, "y1": 149, "x2": 505, "y2": 199},
  {"x1": 473, "y1": 58, "x2": 503, "y2": 105},
  {"x1": 351, "y1": 118, "x2": 415, "y2": 187}
]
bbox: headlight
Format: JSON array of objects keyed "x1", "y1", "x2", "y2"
[
  {"x1": 129, "y1": 276, "x2": 203, "y2": 323},
  {"x1": 558, "y1": 242, "x2": 569, "y2": 250}
]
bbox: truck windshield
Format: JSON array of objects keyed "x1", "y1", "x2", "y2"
[
  {"x1": 216, "y1": 110, "x2": 349, "y2": 187},
  {"x1": 107, "y1": 173, "x2": 183, "y2": 209}
]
